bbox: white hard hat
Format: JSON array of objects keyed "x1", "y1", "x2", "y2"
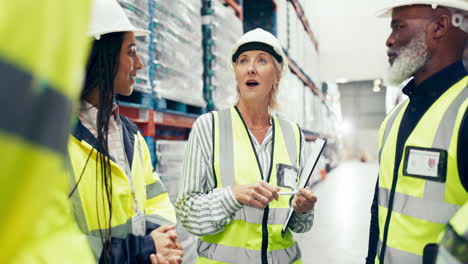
[
  {"x1": 376, "y1": 0, "x2": 468, "y2": 17},
  {"x1": 229, "y1": 28, "x2": 289, "y2": 77},
  {"x1": 88, "y1": 0, "x2": 150, "y2": 40}
]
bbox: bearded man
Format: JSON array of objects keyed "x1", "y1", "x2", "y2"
[{"x1": 366, "y1": 1, "x2": 468, "y2": 264}]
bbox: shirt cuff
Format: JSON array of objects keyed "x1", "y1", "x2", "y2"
[
  {"x1": 220, "y1": 187, "x2": 243, "y2": 214},
  {"x1": 294, "y1": 209, "x2": 314, "y2": 218}
]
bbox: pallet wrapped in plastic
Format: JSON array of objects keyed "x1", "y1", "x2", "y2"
[
  {"x1": 155, "y1": 140, "x2": 197, "y2": 264},
  {"x1": 151, "y1": 0, "x2": 205, "y2": 107},
  {"x1": 302, "y1": 87, "x2": 316, "y2": 131},
  {"x1": 276, "y1": 74, "x2": 305, "y2": 126},
  {"x1": 211, "y1": 0, "x2": 243, "y2": 110},
  {"x1": 118, "y1": 0, "x2": 152, "y2": 93}
]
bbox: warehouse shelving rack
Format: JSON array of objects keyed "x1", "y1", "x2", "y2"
[
  {"x1": 119, "y1": 102, "x2": 197, "y2": 166},
  {"x1": 241, "y1": 0, "x2": 339, "y2": 179},
  {"x1": 223, "y1": 0, "x2": 242, "y2": 18},
  {"x1": 116, "y1": 0, "x2": 338, "y2": 170},
  {"x1": 288, "y1": 0, "x2": 318, "y2": 51},
  {"x1": 226, "y1": 0, "x2": 331, "y2": 137},
  {"x1": 116, "y1": 0, "x2": 202, "y2": 168}
]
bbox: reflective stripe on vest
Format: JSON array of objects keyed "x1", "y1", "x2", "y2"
[
  {"x1": 378, "y1": 101, "x2": 408, "y2": 162},
  {"x1": 217, "y1": 109, "x2": 235, "y2": 186},
  {"x1": 69, "y1": 132, "x2": 175, "y2": 260},
  {"x1": 71, "y1": 212, "x2": 171, "y2": 260},
  {"x1": 146, "y1": 179, "x2": 167, "y2": 199},
  {"x1": 0, "y1": 61, "x2": 72, "y2": 155},
  {"x1": 68, "y1": 137, "x2": 138, "y2": 236},
  {"x1": 376, "y1": 239, "x2": 421, "y2": 264},
  {"x1": 232, "y1": 206, "x2": 291, "y2": 225},
  {"x1": 0, "y1": 1, "x2": 94, "y2": 262},
  {"x1": 377, "y1": 77, "x2": 468, "y2": 263},
  {"x1": 378, "y1": 187, "x2": 460, "y2": 224},
  {"x1": 216, "y1": 109, "x2": 300, "y2": 185},
  {"x1": 198, "y1": 239, "x2": 301, "y2": 264},
  {"x1": 449, "y1": 202, "x2": 468, "y2": 239},
  {"x1": 278, "y1": 118, "x2": 299, "y2": 168},
  {"x1": 436, "y1": 202, "x2": 468, "y2": 263},
  {"x1": 199, "y1": 107, "x2": 302, "y2": 264}
]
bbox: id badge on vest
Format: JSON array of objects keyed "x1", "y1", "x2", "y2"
[
  {"x1": 403, "y1": 146, "x2": 447, "y2": 182},
  {"x1": 132, "y1": 211, "x2": 146, "y2": 236},
  {"x1": 277, "y1": 164, "x2": 299, "y2": 189}
]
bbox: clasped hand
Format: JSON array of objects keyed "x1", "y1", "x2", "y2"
[{"x1": 149, "y1": 225, "x2": 183, "y2": 264}]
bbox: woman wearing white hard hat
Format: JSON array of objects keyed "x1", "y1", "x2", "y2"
[
  {"x1": 176, "y1": 28, "x2": 317, "y2": 264},
  {"x1": 68, "y1": 0, "x2": 182, "y2": 263}
]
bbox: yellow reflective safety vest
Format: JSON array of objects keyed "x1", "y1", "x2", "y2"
[
  {"x1": 376, "y1": 76, "x2": 468, "y2": 263},
  {"x1": 0, "y1": 0, "x2": 94, "y2": 263},
  {"x1": 436, "y1": 201, "x2": 468, "y2": 264},
  {"x1": 68, "y1": 116, "x2": 176, "y2": 260},
  {"x1": 197, "y1": 107, "x2": 303, "y2": 264}
]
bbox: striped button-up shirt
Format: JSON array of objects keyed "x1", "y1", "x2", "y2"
[
  {"x1": 176, "y1": 113, "x2": 314, "y2": 236},
  {"x1": 79, "y1": 101, "x2": 130, "y2": 173}
]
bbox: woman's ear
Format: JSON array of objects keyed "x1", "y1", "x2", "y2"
[{"x1": 274, "y1": 67, "x2": 281, "y2": 85}]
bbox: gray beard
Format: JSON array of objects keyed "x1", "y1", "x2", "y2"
[{"x1": 385, "y1": 32, "x2": 430, "y2": 86}]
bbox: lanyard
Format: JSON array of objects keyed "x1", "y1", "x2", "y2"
[{"x1": 118, "y1": 120, "x2": 141, "y2": 212}]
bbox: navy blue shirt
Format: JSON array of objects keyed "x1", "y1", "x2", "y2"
[{"x1": 366, "y1": 61, "x2": 468, "y2": 263}]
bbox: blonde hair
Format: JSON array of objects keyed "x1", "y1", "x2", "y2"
[
  {"x1": 234, "y1": 56, "x2": 283, "y2": 110},
  {"x1": 270, "y1": 58, "x2": 283, "y2": 110}
]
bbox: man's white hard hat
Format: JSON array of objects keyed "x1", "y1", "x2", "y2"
[
  {"x1": 88, "y1": 0, "x2": 150, "y2": 40},
  {"x1": 376, "y1": 0, "x2": 468, "y2": 17},
  {"x1": 376, "y1": 0, "x2": 468, "y2": 33}
]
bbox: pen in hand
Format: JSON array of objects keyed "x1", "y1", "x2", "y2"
[
  {"x1": 278, "y1": 187, "x2": 311, "y2": 195},
  {"x1": 278, "y1": 190, "x2": 299, "y2": 195}
]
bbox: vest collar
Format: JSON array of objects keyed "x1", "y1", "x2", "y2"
[
  {"x1": 233, "y1": 106, "x2": 275, "y2": 182},
  {"x1": 403, "y1": 61, "x2": 467, "y2": 100},
  {"x1": 71, "y1": 119, "x2": 111, "y2": 161},
  {"x1": 71, "y1": 116, "x2": 139, "y2": 168}
]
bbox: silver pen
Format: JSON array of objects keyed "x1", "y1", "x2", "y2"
[
  {"x1": 278, "y1": 187, "x2": 311, "y2": 195},
  {"x1": 278, "y1": 189, "x2": 299, "y2": 195}
]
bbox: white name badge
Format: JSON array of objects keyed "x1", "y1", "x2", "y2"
[
  {"x1": 284, "y1": 168, "x2": 298, "y2": 188},
  {"x1": 132, "y1": 211, "x2": 146, "y2": 236},
  {"x1": 403, "y1": 146, "x2": 447, "y2": 182},
  {"x1": 276, "y1": 164, "x2": 298, "y2": 189}
]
